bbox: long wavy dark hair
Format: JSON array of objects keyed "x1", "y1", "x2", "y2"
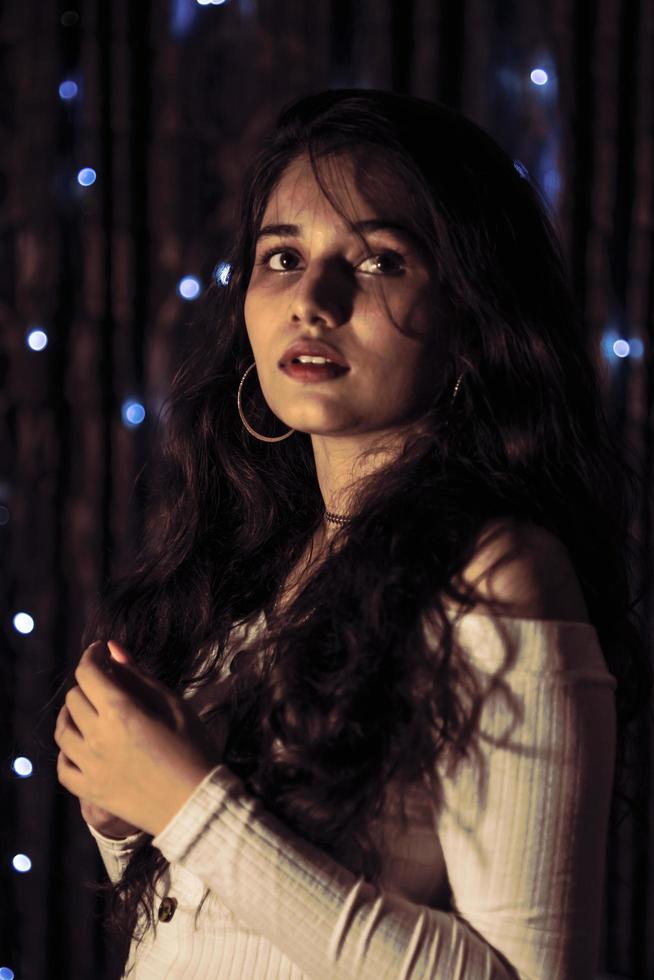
[{"x1": 81, "y1": 89, "x2": 652, "y2": 958}]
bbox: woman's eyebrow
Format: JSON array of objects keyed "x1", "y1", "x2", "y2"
[{"x1": 255, "y1": 219, "x2": 419, "y2": 247}]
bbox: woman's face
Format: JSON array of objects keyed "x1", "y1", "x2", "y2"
[{"x1": 243, "y1": 151, "x2": 444, "y2": 443}]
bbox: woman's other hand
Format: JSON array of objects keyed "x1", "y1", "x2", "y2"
[{"x1": 54, "y1": 640, "x2": 220, "y2": 837}]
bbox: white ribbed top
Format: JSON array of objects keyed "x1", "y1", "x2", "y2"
[{"x1": 88, "y1": 609, "x2": 616, "y2": 980}]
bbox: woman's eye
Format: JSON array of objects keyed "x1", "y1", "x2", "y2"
[
  {"x1": 258, "y1": 249, "x2": 299, "y2": 272},
  {"x1": 358, "y1": 251, "x2": 405, "y2": 275},
  {"x1": 258, "y1": 248, "x2": 405, "y2": 275}
]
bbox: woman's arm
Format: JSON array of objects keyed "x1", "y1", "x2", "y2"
[{"x1": 151, "y1": 618, "x2": 616, "y2": 980}]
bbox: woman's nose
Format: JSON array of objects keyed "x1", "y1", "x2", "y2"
[{"x1": 289, "y1": 263, "x2": 351, "y2": 327}]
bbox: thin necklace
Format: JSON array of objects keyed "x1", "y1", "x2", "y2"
[{"x1": 324, "y1": 509, "x2": 352, "y2": 526}]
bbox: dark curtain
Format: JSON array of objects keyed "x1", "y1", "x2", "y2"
[{"x1": 1, "y1": 2, "x2": 652, "y2": 978}]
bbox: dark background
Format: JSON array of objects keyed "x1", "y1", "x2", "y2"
[{"x1": 1, "y1": 1, "x2": 652, "y2": 978}]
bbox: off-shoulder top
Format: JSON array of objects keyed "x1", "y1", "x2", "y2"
[{"x1": 87, "y1": 608, "x2": 617, "y2": 980}]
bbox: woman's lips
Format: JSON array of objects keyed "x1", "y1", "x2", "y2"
[{"x1": 280, "y1": 361, "x2": 350, "y2": 382}]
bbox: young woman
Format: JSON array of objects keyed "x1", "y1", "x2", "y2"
[{"x1": 55, "y1": 89, "x2": 651, "y2": 979}]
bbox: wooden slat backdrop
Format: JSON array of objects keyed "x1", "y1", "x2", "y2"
[{"x1": 1, "y1": 1, "x2": 651, "y2": 977}]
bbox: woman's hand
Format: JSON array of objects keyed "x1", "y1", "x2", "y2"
[
  {"x1": 54, "y1": 640, "x2": 220, "y2": 837},
  {"x1": 79, "y1": 800, "x2": 141, "y2": 840}
]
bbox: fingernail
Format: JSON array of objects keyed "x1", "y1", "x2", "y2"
[{"x1": 107, "y1": 640, "x2": 128, "y2": 663}]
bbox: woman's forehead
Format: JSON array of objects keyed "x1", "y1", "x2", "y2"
[{"x1": 262, "y1": 150, "x2": 414, "y2": 227}]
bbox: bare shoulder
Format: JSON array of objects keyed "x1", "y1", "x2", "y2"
[{"x1": 450, "y1": 518, "x2": 590, "y2": 623}]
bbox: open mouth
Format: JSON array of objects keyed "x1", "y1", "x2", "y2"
[{"x1": 280, "y1": 359, "x2": 350, "y2": 382}]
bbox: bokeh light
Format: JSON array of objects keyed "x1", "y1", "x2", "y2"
[
  {"x1": 12, "y1": 757, "x2": 33, "y2": 778},
  {"x1": 600, "y1": 327, "x2": 646, "y2": 362},
  {"x1": 121, "y1": 400, "x2": 146, "y2": 427},
  {"x1": 12, "y1": 854, "x2": 32, "y2": 873},
  {"x1": 58, "y1": 80, "x2": 79, "y2": 100},
  {"x1": 214, "y1": 261, "x2": 232, "y2": 286},
  {"x1": 530, "y1": 68, "x2": 548, "y2": 86},
  {"x1": 27, "y1": 329, "x2": 48, "y2": 351},
  {"x1": 77, "y1": 168, "x2": 97, "y2": 186},
  {"x1": 177, "y1": 275, "x2": 202, "y2": 300},
  {"x1": 13, "y1": 612, "x2": 35, "y2": 635}
]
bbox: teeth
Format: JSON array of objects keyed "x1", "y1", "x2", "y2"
[{"x1": 294, "y1": 355, "x2": 333, "y2": 364}]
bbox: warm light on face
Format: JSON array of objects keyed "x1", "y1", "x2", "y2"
[{"x1": 243, "y1": 151, "x2": 443, "y2": 446}]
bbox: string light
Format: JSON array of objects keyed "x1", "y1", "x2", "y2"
[
  {"x1": 177, "y1": 275, "x2": 202, "y2": 300},
  {"x1": 12, "y1": 757, "x2": 34, "y2": 778},
  {"x1": 12, "y1": 612, "x2": 35, "y2": 635},
  {"x1": 121, "y1": 400, "x2": 146, "y2": 427},
  {"x1": 213, "y1": 261, "x2": 232, "y2": 286},
  {"x1": 27, "y1": 328, "x2": 48, "y2": 351},
  {"x1": 77, "y1": 167, "x2": 97, "y2": 187},
  {"x1": 12, "y1": 854, "x2": 32, "y2": 873},
  {"x1": 58, "y1": 80, "x2": 79, "y2": 101},
  {"x1": 530, "y1": 68, "x2": 548, "y2": 86},
  {"x1": 600, "y1": 328, "x2": 645, "y2": 363}
]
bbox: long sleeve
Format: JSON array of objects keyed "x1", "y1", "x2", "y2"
[
  {"x1": 151, "y1": 615, "x2": 617, "y2": 980},
  {"x1": 86, "y1": 823, "x2": 146, "y2": 883}
]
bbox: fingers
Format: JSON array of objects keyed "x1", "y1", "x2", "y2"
[
  {"x1": 65, "y1": 685, "x2": 97, "y2": 735},
  {"x1": 100, "y1": 647, "x2": 179, "y2": 723},
  {"x1": 74, "y1": 641, "x2": 126, "y2": 709},
  {"x1": 54, "y1": 704, "x2": 86, "y2": 767},
  {"x1": 75, "y1": 638, "x2": 177, "y2": 726},
  {"x1": 56, "y1": 749, "x2": 83, "y2": 795},
  {"x1": 55, "y1": 702, "x2": 78, "y2": 740}
]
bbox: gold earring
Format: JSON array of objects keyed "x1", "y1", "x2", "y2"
[{"x1": 237, "y1": 362, "x2": 295, "y2": 442}]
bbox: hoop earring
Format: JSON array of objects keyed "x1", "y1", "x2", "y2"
[{"x1": 237, "y1": 362, "x2": 295, "y2": 443}]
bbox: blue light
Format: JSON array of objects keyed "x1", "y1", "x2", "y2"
[
  {"x1": 121, "y1": 400, "x2": 146, "y2": 427},
  {"x1": 542, "y1": 168, "x2": 562, "y2": 197},
  {"x1": 177, "y1": 275, "x2": 202, "y2": 300},
  {"x1": 27, "y1": 329, "x2": 48, "y2": 351},
  {"x1": 171, "y1": 0, "x2": 198, "y2": 37},
  {"x1": 197, "y1": 0, "x2": 229, "y2": 5},
  {"x1": 600, "y1": 327, "x2": 646, "y2": 362},
  {"x1": 0, "y1": 967, "x2": 15, "y2": 980},
  {"x1": 12, "y1": 757, "x2": 34, "y2": 778},
  {"x1": 59, "y1": 80, "x2": 79, "y2": 100},
  {"x1": 12, "y1": 854, "x2": 32, "y2": 873},
  {"x1": 530, "y1": 68, "x2": 548, "y2": 86},
  {"x1": 13, "y1": 612, "x2": 35, "y2": 635},
  {"x1": 513, "y1": 160, "x2": 529, "y2": 179},
  {"x1": 77, "y1": 167, "x2": 97, "y2": 187},
  {"x1": 213, "y1": 261, "x2": 232, "y2": 286}
]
